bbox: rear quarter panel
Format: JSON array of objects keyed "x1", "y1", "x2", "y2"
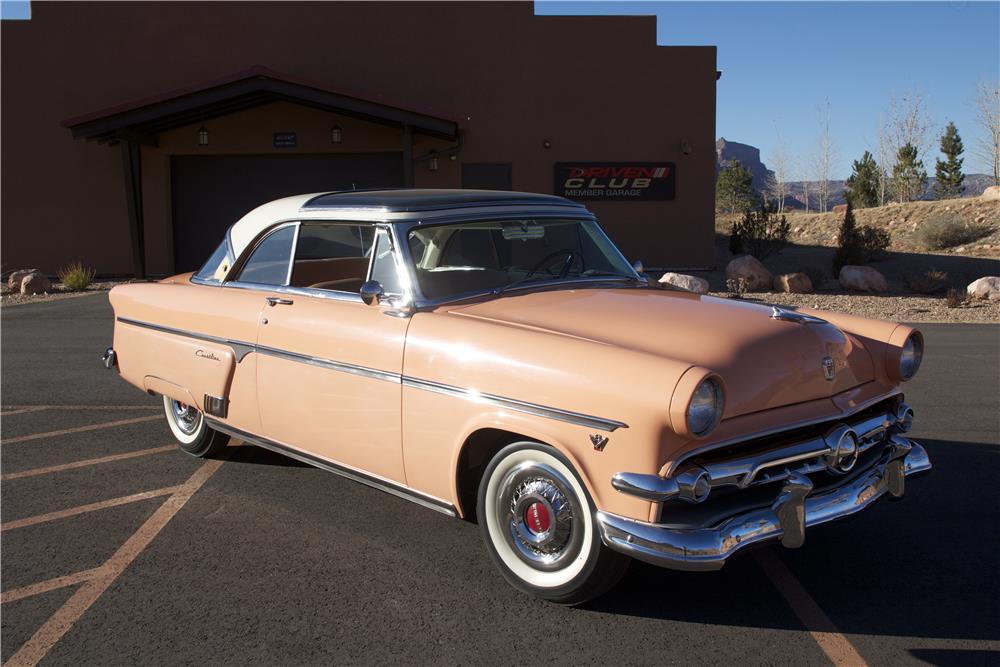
[{"x1": 109, "y1": 279, "x2": 265, "y2": 432}]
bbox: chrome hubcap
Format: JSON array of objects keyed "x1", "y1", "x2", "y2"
[
  {"x1": 170, "y1": 400, "x2": 200, "y2": 435},
  {"x1": 497, "y1": 462, "x2": 581, "y2": 570}
]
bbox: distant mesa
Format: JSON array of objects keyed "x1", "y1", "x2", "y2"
[{"x1": 715, "y1": 137, "x2": 994, "y2": 209}]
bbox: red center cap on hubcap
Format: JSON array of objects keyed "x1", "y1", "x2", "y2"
[{"x1": 524, "y1": 501, "x2": 551, "y2": 534}]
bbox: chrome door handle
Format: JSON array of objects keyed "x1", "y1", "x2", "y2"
[{"x1": 265, "y1": 297, "x2": 294, "y2": 307}]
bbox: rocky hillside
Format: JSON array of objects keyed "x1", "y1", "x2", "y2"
[{"x1": 717, "y1": 195, "x2": 1000, "y2": 257}]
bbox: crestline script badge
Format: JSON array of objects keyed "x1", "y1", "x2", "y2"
[{"x1": 554, "y1": 162, "x2": 676, "y2": 201}]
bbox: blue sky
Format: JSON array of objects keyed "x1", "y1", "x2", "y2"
[{"x1": 536, "y1": 1, "x2": 1000, "y2": 180}]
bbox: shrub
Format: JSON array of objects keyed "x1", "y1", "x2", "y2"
[
  {"x1": 833, "y1": 203, "x2": 892, "y2": 276},
  {"x1": 904, "y1": 268, "x2": 949, "y2": 294},
  {"x1": 945, "y1": 287, "x2": 970, "y2": 308},
  {"x1": 915, "y1": 214, "x2": 990, "y2": 250},
  {"x1": 859, "y1": 226, "x2": 892, "y2": 260},
  {"x1": 726, "y1": 277, "x2": 750, "y2": 298},
  {"x1": 58, "y1": 262, "x2": 95, "y2": 291},
  {"x1": 728, "y1": 204, "x2": 791, "y2": 260}
]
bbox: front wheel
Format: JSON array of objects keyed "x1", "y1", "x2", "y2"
[
  {"x1": 162, "y1": 395, "x2": 229, "y2": 457},
  {"x1": 477, "y1": 442, "x2": 629, "y2": 604}
]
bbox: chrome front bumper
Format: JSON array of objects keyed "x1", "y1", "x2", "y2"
[{"x1": 597, "y1": 436, "x2": 931, "y2": 571}]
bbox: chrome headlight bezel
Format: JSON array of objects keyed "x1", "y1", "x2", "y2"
[
  {"x1": 686, "y1": 376, "x2": 725, "y2": 437},
  {"x1": 900, "y1": 333, "x2": 924, "y2": 380}
]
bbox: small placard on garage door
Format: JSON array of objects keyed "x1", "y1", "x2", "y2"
[{"x1": 273, "y1": 132, "x2": 297, "y2": 148}]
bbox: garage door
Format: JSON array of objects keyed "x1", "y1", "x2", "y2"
[{"x1": 170, "y1": 153, "x2": 403, "y2": 272}]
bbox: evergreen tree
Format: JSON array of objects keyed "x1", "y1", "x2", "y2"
[
  {"x1": 832, "y1": 202, "x2": 863, "y2": 276},
  {"x1": 891, "y1": 143, "x2": 927, "y2": 202},
  {"x1": 844, "y1": 151, "x2": 880, "y2": 208},
  {"x1": 715, "y1": 160, "x2": 755, "y2": 214},
  {"x1": 933, "y1": 121, "x2": 965, "y2": 199}
]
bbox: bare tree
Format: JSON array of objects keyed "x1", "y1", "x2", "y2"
[
  {"x1": 766, "y1": 140, "x2": 790, "y2": 213},
  {"x1": 973, "y1": 80, "x2": 1000, "y2": 186},
  {"x1": 876, "y1": 114, "x2": 892, "y2": 206},
  {"x1": 886, "y1": 90, "x2": 934, "y2": 158},
  {"x1": 811, "y1": 100, "x2": 837, "y2": 212}
]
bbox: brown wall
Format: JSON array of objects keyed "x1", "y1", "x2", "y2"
[{"x1": 1, "y1": 1, "x2": 716, "y2": 275}]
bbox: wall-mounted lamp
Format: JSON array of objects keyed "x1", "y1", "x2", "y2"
[
  {"x1": 542, "y1": 139, "x2": 552, "y2": 149},
  {"x1": 330, "y1": 125, "x2": 343, "y2": 144},
  {"x1": 198, "y1": 126, "x2": 209, "y2": 146},
  {"x1": 428, "y1": 156, "x2": 439, "y2": 171}
]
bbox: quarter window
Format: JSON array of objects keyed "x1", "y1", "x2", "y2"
[
  {"x1": 235, "y1": 225, "x2": 296, "y2": 285},
  {"x1": 289, "y1": 222, "x2": 376, "y2": 293},
  {"x1": 370, "y1": 230, "x2": 402, "y2": 295}
]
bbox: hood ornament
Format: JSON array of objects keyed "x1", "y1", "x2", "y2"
[
  {"x1": 822, "y1": 356, "x2": 836, "y2": 381},
  {"x1": 770, "y1": 306, "x2": 827, "y2": 325}
]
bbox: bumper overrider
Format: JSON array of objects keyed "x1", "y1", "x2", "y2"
[{"x1": 597, "y1": 402, "x2": 931, "y2": 571}]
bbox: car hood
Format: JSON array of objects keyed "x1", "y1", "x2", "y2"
[{"x1": 443, "y1": 286, "x2": 874, "y2": 418}]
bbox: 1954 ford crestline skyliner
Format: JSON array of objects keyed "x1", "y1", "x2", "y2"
[{"x1": 104, "y1": 189, "x2": 930, "y2": 603}]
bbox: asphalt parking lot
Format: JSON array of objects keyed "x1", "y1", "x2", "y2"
[{"x1": 2, "y1": 294, "x2": 998, "y2": 666}]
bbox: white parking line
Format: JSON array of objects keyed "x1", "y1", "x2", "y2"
[
  {"x1": 755, "y1": 549, "x2": 869, "y2": 666},
  {"x1": 0, "y1": 486, "x2": 182, "y2": 532},
  {"x1": 1, "y1": 445, "x2": 175, "y2": 481},
  {"x1": 2, "y1": 415, "x2": 161, "y2": 445},
  {"x1": 3, "y1": 452, "x2": 231, "y2": 667}
]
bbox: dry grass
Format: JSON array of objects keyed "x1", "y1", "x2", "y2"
[{"x1": 717, "y1": 197, "x2": 1000, "y2": 256}]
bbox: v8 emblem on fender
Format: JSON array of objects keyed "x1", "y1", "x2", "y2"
[{"x1": 590, "y1": 434, "x2": 609, "y2": 451}]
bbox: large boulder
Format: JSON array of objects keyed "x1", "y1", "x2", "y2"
[
  {"x1": 967, "y1": 276, "x2": 1000, "y2": 300},
  {"x1": 773, "y1": 272, "x2": 813, "y2": 294},
  {"x1": 20, "y1": 272, "x2": 51, "y2": 295},
  {"x1": 658, "y1": 272, "x2": 709, "y2": 294},
  {"x1": 7, "y1": 268, "x2": 40, "y2": 289},
  {"x1": 725, "y1": 255, "x2": 772, "y2": 291},
  {"x1": 838, "y1": 265, "x2": 888, "y2": 293},
  {"x1": 981, "y1": 185, "x2": 1000, "y2": 201}
]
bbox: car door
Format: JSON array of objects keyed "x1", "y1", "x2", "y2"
[{"x1": 235, "y1": 220, "x2": 410, "y2": 484}]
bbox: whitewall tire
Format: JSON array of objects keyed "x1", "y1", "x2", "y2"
[
  {"x1": 477, "y1": 442, "x2": 629, "y2": 604},
  {"x1": 162, "y1": 395, "x2": 229, "y2": 457}
]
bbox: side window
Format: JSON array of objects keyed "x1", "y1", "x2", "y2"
[
  {"x1": 289, "y1": 222, "x2": 375, "y2": 292},
  {"x1": 370, "y1": 230, "x2": 402, "y2": 295},
  {"x1": 235, "y1": 225, "x2": 296, "y2": 285}
]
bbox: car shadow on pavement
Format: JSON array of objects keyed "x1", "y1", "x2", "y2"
[
  {"x1": 586, "y1": 438, "x2": 1000, "y2": 643},
  {"x1": 225, "y1": 443, "x2": 311, "y2": 468}
]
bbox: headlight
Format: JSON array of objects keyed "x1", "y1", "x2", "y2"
[
  {"x1": 687, "y1": 377, "x2": 724, "y2": 436},
  {"x1": 900, "y1": 333, "x2": 923, "y2": 380}
]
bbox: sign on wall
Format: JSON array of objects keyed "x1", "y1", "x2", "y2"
[
  {"x1": 273, "y1": 132, "x2": 297, "y2": 148},
  {"x1": 554, "y1": 162, "x2": 675, "y2": 201}
]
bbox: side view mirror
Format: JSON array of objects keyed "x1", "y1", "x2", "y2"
[
  {"x1": 359, "y1": 280, "x2": 384, "y2": 306},
  {"x1": 632, "y1": 260, "x2": 644, "y2": 275}
]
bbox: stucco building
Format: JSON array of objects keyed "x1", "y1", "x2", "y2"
[{"x1": 1, "y1": 2, "x2": 717, "y2": 277}]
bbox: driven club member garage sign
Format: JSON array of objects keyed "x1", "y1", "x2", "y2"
[{"x1": 554, "y1": 162, "x2": 675, "y2": 200}]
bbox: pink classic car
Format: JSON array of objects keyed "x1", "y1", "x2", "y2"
[{"x1": 103, "y1": 189, "x2": 930, "y2": 603}]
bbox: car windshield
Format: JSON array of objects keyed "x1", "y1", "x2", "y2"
[{"x1": 407, "y1": 218, "x2": 637, "y2": 301}]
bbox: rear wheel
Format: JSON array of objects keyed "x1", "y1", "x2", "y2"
[
  {"x1": 162, "y1": 395, "x2": 229, "y2": 457},
  {"x1": 477, "y1": 442, "x2": 629, "y2": 604}
]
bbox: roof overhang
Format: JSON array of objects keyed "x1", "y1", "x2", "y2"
[{"x1": 62, "y1": 66, "x2": 460, "y2": 145}]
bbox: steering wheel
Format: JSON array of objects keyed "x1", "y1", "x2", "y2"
[{"x1": 525, "y1": 249, "x2": 585, "y2": 279}]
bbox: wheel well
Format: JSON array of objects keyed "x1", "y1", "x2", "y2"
[{"x1": 456, "y1": 428, "x2": 532, "y2": 522}]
